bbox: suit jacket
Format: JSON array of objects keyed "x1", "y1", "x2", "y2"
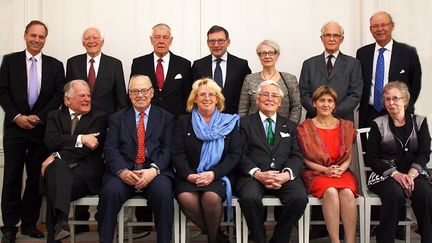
[
  {"x1": 44, "y1": 108, "x2": 108, "y2": 193},
  {"x1": 0, "y1": 51, "x2": 65, "y2": 141},
  {"x1": 103, "y1": 105, "x2": 175, "y2": 178},
  {"x1": 66, "y1": 53, "x2": 127, "y2": 115},
  {"x1": 171, "y1": 114, "x2": 241, "y2": 180},
  {"x1": 356, "y1": 40, "x2": 422, "y2": 127},
  {"x1": 191, "y1": 53, "x2": 251, "y2": 114},
  {"x1": 299, "y1": 52, "x2": 363, "y2": 122},
  {"x1": 130, "y1": 52, "x2": 191, "y2": 118},
  {"x1": 236, "y1": 112, "x2": 304, "y2": 190}
]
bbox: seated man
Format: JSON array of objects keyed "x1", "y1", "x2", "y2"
[
  {"x1": 97, "y1": 75, "x2": 175, "y2": 243},
  {"x1": 235, "y1": 80, "x2": 308, "y2": 243},
  {"x1": 41, "y1": 79, "x2": 108, "y2": 242}
]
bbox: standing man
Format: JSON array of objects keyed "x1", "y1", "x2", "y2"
[
  {"x1": 235, "y1": 81, "x2": 307, "y2": 243},
  {"x1": 97, "y1": 75, "x2": 175, "y2": 243},
  {"x1": 130, "y1": 23, "x2": 191, "y2": 118},
  {"x1": 356, "y1": 11, "x2": 422, "y2": 128},
  {"x1": 0, "y1": 20, "x2": 65, "y2": 243},
  {"x1": 192, "y1": 25, "x2": 251, "y2": 114},
  {"x1": 66, "y1": 27, "x2": 127, "y2": 116},
  {"x1": 299, "y1": 21, "x2": 363, "y2": 122},
  {"x1": 41, "y1": 80, "x2": 108, "y2": 242}
]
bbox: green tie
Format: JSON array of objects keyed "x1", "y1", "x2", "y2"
[{"x1": 266, "y1": 118, "x2": 274, "y2": 148}]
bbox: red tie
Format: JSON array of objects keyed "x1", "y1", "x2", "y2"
[
  {"x1": 135, "y1": 112, "x2": 146, "y2": 163},
  {"x1": 88, "y1": 59, "x2": 96, "y2": 90},
  {"x1": 156, "y1": 58, "x2": 164, "y2": 91}
]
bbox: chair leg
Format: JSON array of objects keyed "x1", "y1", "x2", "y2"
[
  {"x1": 235, "y1": 205, "x2": 242, "y2": 243},
  {"x1": 118, "y1": 206, "x2": 124, "y2": 243},
  {"x1": 298, "y1": 214, "x2": 304, "y2": 243},
  {"x1": 180, "y1": 210, "x2": 187, "y2": 243},
  {"x1": 242, "y1": 214, "x2": 248, "y2": 243},
  {"x1": 358, "y1": 200, "x2": 365, "y2": 243},
  {"x1": 365, "y1": 201, "x2": 371, "y2": 243},
  {"x1": 174, "y1": 201, "x2": 180, "y2": 243},
  {"x1": 304, "y1": 203, "x2": 311, "y2": 243}
]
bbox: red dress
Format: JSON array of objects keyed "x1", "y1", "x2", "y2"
[{"x1": 297, "y1": 119, "x2": 358, "y2": 199}]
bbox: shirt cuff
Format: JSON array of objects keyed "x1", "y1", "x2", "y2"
[
  {"x1": 150, "y1": 163, "x2": 159, "y2": 170},
  {"x1": 282, "y1": 167, "x2": 295, "y2": 180},
  {"x1": 249, "y1": 167, "x2": 261, "y2": 177},
  {"x1": 116, "y1": 168, "x2": 128, "y2": 177},
  {"x1": 383, "y1": 167, "x2": 397, "y2": 177},
  {"x1": 75, "y1": 135, "x2": 83, "y2": 148},
  {"x1": 13, "y1": 114, "x2": 22, "y2": 122},
  {"x1": 411, "y1": 163, "x2": 423, "y2": 173}
]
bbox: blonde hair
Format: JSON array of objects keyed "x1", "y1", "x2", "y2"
[{"x1": 186, "y1": 78, "x2": 225, "y2": 112}]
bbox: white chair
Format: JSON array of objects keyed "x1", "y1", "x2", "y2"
[
  {"x1": 241, "y1": 196, "x2": 304, "y2": 243},
  {"x1": 303, "y1": 194, "x2": 364, "y2": 243},
  {"x1": 356, "y1": 127, "x2": 415, "y2": 243},
  {"x1": 179, "y1": 196, "x2": 242, "y2": 243},
  {"x1": 69, "y1": 195, "x2": 99, "y2": 243}
]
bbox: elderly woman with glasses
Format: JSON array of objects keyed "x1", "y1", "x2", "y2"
[
  {"x1": 172, "y1": 78, "x2": 241, "y2": 243},
  {"x1": 366, "y1": 81, "x2": 432, "y2": 242},
  {"x1": 238, "y1": 39, "x2": 302, "y2": 123}
]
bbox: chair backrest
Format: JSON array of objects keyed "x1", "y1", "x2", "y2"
[{"x1": 356, "y1": 127, "x2": 372, "y2": 197}]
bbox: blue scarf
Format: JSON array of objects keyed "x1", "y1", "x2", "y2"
[{"x1": 192, "y1": 107, "x2": 239, "y2": 222}]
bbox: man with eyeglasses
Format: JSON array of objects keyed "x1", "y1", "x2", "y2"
[
  {"x1": 191, "y1": 25, "x2": 251, "y2": 114},
  {"x1": 299, "y1": 21, "x2": 363, "y2": 122},
  {"x1": 97, "y1": 75, "x2": 175, "y2": 243},
  {"x1": 356, "y1": 11, "x2": 422, "y2": 128},
  {"x1": 130, "y1": 23, "x2": 191, "y2": 119},
  {"x1": 235, "y1": 80, "x2": 307, "y2": 243}
]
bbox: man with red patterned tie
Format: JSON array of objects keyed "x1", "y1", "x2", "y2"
[{"x1": 97, "y1": 75, "x2": 175, "y2": 243}]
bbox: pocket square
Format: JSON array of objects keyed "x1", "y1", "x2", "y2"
[
  {"x1": 400, "y1": 69, "x2": 405, "y2": 74},
  {"x1": 280, "y1": 132, "x2": 290, "y2": 138},
  {"x1": 174, "y1": 74, "x2": 183, "y2": 79}
]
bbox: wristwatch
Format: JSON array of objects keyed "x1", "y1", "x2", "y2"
[
  {"x1": 150, "y1": 164, "x2": 160, "y2": 175},
  {"x1": 51, "y1": 152, "x2": 61, "y2": 159}
]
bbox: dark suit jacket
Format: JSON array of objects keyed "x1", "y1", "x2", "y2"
[
  {"x1": 356, "y1": 40, "x2": 422, "y2": 127},
  {"x1": 0, "y1": 51, "x2": 65, "y2": 141},
  {"x1": 130, "y1": 52, "x2": 191, "y2": 118},
  {"x1": 44, "y1": 108, "x2": 108, "y2": 193},
  {"x1": 66, "y1": 53, "x2": 127, "y2": 115},
  {"x1": 236, "y1": 112, "x2": 304, "y2": 190},
  {"x1": 171, "y1": 114, "x2": 241, "y2": 180},
  {"x1": 299, "y1": 52, "x2": 363, "y2": 121},
  {"x1": 103, "y1": 105, "x2": 175, "y2": 178},
  {"x1": 191, "y1": 53, "x2": 251, "y2": 114}
]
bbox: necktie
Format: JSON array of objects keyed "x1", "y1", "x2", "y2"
[
  {"x1": 266, "y1": 118, "x2": 274, "y2": 148},
  {"x1": 156, "y1": 58, "x2": 164, "y2": 91},
  {"x1": 70, "y1": 113, "x2": 79, "y2": 135},
  {"x1": 28, "y1": 57, "x2": 38, "y2": 109},
  {"x1": 326, "y1": 54, "x2": 334, "y2": 77},
  {"x1": 88, "y1": 59, "x2": 96, "y2": 90},
  {"x1": 136, "y1": 112, "x2": 146, "y2": 163},
  {"x1": 374, "y1": 48, "x2": 386, "y2": 112},
  {"x1": 214, "y1": 58, "x2": 223, "y2": 87}
]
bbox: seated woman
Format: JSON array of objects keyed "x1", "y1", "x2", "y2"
[
  {"x1": 172, "y1": 78, "x2": 241, "y2": 243},
  {"x1": 366, "y1": 81, "x2": 432, "y2": 242},
  {"x1": 297, "y1": 85, "x2": 358, "y2": 243},
  {"x1": 238, "y1": 39, "x2": 302, "y2": 123}
]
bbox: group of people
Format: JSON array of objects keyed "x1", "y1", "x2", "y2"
[{"x1": 0, "y1": 9, "x2": 430, "y2": 243}]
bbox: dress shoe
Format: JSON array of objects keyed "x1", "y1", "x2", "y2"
[
  {"x1": 123, "y1": 226, "x2": 151, "y2": 240},
  {"x1": 54, "y1": 221, "x2": 70, "y2": 241},
  {"x1": 395, "y1": 226, "x2": 406, "y2": 240},
  {"x1": 370, "y1": 225, "x2": 379, "y2": 237},
  {"x1": 20, "y1": 226, "x2": 44, "y2": 238},
  {"x1": 74, "y1": 225, "x2": 90, "y2": 234},
  {"x1": 1, "y1": 227, "x2": 17, "y2": 243},
  {"x1": 216, "y1": 231, "x2": 231, "y2": 243}
]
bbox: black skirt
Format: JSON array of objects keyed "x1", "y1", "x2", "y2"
[{"x1": 174, "y1": 176, "x2": 227, "y2": 200}]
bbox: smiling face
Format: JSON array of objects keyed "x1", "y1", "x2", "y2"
[
  {"x1": 313, "y1": 94, "x2": 336, "y2": 117},
  {"x1": 207, "y1": 31, "x2": 230, "y2": 58},
  {"x1": 383, "y1": 87, "x2": 407, "y2": 118},
  {"x1": 256, "y1": 84, "x2": 281, "y2": 117},
  {"x1": 82, "y1": 28, "x2": 104, "y2": 58},
  {"x1": 24, "y1": 24, "x2": 47, "y2": 56},
  {"x1": 370, "y1": 12, "x2": 394, "y2": 47},
  {"x1": 320, "y1": 22, "x2": 344, "y2": 54},
  {"x1": 65, "y1": 82, "x2": 92, "y2": 115},
  {"x1": 150, "y1": 26, "x2": 173, "y2": 58},
  {"x1": 194, "y1": 84, "x2": 218, "y2": 115}
]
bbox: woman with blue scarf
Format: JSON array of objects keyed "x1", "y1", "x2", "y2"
[{"x1": 172, "y1": 78, "x2": 241, "y2": 243}]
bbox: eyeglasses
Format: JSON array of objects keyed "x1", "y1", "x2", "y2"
[
  {"x1": 207, "y1": 39, "x2": 226, "y2": 45},
  {"x1": 384, "y1": 96, "x2": 404, "y2": 103},
  {"x1": 129, "y1": 88, "x2": 153, "y2": 96},
  {"x1": 258, "y1": 92, "x2": 281, "y2": 99},
  {"x1": 257, "y1": 51, "x2": 277, "y2": 57},
  {"x1": 370, "y1": 22, "x2": 393, "y2": 31},
  {"x1": 321, "y1": 33, "x2": 343, "y2": 39},
  {"x1": 197, "y1": 92, "x2": 217, "y2": 98}
]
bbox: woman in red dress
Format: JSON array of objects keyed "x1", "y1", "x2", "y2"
[{"x1": 297, "y1": 85, "x2": 358, "y2": 243}]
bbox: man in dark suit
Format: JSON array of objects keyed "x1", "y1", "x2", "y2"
[
  {"x1": 97, "y1": 75, "x2": 175, "y2": 243},
  {"x1": 356, "y1": 11, "x2": 422, "y2": 128},
  {"x1": 41, "y1": 80, "x2": 108, "y2": 242},
  {"x1": 235, "y1": 80, "x2": 307, "y2": 243},
  {"x1": 191, "y1": 25, "x2": 251, "y2": 114},
  {"x1": 130, "y1": 23, "x2": 191, "y2": 118},
  {"x1": 66, "y1": 27, "x2": 127, "y2": 116},
  {"x1": 299, "y1": 21, "x2": 363, "y2": 122},
  {"x1": 0, "y1": 20, "x2": 65, "y2": 243}
]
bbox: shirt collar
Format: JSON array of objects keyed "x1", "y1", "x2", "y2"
[
  {"x1": 258, "y1": 111, "x2": 277, "y2": 123},
  {"x1": 325, "y1": 50, "x2": 339, "y2": 59},
  {"x1": 212, "y1": 52, "x2": 228, "y2": 62},
  {"x1": 375, "y1": 39, "x2": 393, "y2": 52},
  {"x1": 87, "y1": 52, "x2": 102, "y2": 63},
  {"x1": 153, "y1": 52, "x2": 170, "y2": 64},
  {"x1": 68, "y1": 108, "x2": 83, "y2": 119},
  {"x1": 133, "y1": 105, "x2": 151, "y2": 118},
  {"x1": 25, "y1": 50, "x2": 42, "y2": 61}
]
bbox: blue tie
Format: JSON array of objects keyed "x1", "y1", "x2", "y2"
[
  {"x1": 374, "y1": 48, "x2": 386, "y2": 112},
  {"x1": 214, "y1": 58, "x2": 223, "y2": 87},
  {"x1": 28, "y1": 57, "x2": 39, "y2": 109}
]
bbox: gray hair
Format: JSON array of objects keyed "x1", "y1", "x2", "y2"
[
  {"x1": 256, "y1": 40, "x2": 280, "y2": 56},
  {"x1": 151, "y1": 23, "x2": 172, "y2": 36},
  {"x1": 129, "y1": 75, "x2": 153, "y2": 89},
  {"x1": 82, "y1": 27, "x2": 104, "y2": 41},
  {"x1": 64, "y1": 79, "x2": 89, "y2": 98},
  {"x1": 256, "y1": 80, "x2": 284, "y2": 97},
  {"x1": 321, "y1": 21, "x2": 344, "y2": 36}
]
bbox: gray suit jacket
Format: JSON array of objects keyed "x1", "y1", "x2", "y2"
[{"x1": 299, "y1": 52, "x2": 363, "y2": 121}]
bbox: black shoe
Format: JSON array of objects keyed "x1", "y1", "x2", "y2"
[
  {"x1": 370, "y1": 225, "x2": 379, "y2": 237},
  {"x1": 126, "y1": 226, "x2": 151, "y2": 239},
  {"x1": 20, "y1": 226, "x2": 44, "y2": 238},
  {"x1": 1, "y1": 227, "x2": 17, "y2": 243},
  {"x1": 54, "y1": 221, "x2": 70, "y2": 241},
  {"x1": 395, "y1": 226, "x2": 406, "y2": 240},
  {"x1": 74, "y1": 225, "x2": 90, "y2": 235},
  {"x1": 216, "y1": 231, "x2": 230, "y2": 243},
  {"x1": 309, "y1": 225, "x2": 328, "y2": 239}
]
